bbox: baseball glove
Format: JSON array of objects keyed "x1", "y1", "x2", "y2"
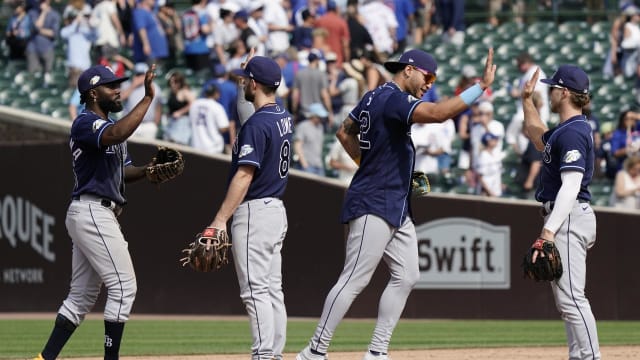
[
  {"x1": 522, "y1": 238, "x2": 563, "y2": 281},
  {"x1": 180, "y1": 227, "x2": 231, "y2": 272},
  {"x1": 411, "y1": 171, "x2": 431, "y2": 197},
  {"x1": 146, "y1": 146, "x2": 184, "y2": 184}
]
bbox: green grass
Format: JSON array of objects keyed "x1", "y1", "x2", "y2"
[{"x1": 1, "y1": 318, "x2": 639, "y2": 358}]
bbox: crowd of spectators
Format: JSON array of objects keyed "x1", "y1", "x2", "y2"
[{"x1": 2, "y1": 0, "x2": 639, "y2": 209}]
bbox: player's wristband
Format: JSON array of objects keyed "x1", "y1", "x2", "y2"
[{"x1": 459, "y1": 83, "x2": 484, "y2": 106}]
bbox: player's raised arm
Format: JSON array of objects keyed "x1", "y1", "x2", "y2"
[
  {"x1": 412, "y1": 48, "x2": 496, "y2": 124},
  {"x1": 102, "y1": 64, "x2": 157, "y2": 145},
  {"x1": 521, "y1": 67, "x2": 548, "y2": 151}
]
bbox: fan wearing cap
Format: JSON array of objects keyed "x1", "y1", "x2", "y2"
[
  {"x1": 297, "y1": 48, "x2": 496, "y2": 360},
  {"x1": 522, "y1": 65, "x2": 600, "y2": 360},
  {"x1": 32, "y1": 64, "x2": 158, "y2": 360},
  {"x1": 205, "y1": 55, "x2": 293, "y2": 360}
]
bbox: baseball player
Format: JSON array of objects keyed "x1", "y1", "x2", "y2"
[
  {"x1": 33, "y1": 64, "x2": 157, "y2": 360},
  {"x1": 297, "y1": 48, "x2": 496, "y2": 360},
  {"x1": 206, "y1": 55, "x2": 293, "y2": 360},
  {"x1": 189, "y1": 83, "x2": 230, "y2": 154},
  {"x1": 522, "y1": 65, "x2": 600, "y2": 359}
]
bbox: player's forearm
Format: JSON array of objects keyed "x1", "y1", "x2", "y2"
[
  {"x1": 522, "y1": 97, "x2": 547, "y2": 151},
  {"x1": 124, "y1": 165, "x2": 148, "y2": 183},
  {"x1": 212, "y1": 167, "x2": 253, "y2": 225},
  {"x1": 336, "y1": 131, "x2": 360, "y2": 163},
  {"x1": 103, "y1": 97, "x2": 153, "y2": 144}
]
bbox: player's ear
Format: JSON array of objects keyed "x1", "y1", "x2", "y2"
[{"x1": 88, "y1": 88, "x2": 97, "y2": 102}]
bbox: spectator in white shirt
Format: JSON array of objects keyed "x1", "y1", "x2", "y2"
[{"x1": 189, "y1": 83, "x2": 230, "y2": 154}]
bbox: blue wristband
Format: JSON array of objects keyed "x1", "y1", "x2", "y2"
[{"x1": 459, "y1": 83, "x2": 484, "y2": 106}]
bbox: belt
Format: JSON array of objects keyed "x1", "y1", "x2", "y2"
[
  {"x1": 72, "y1": 194, "x2": 123, "y2": 216},
  {"x1": 541, "y1": 198, "x2": 589, "y2": 217}
]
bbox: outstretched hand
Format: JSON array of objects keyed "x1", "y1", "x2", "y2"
[
  {"x1": 522, "y1": 67, "x2": 540, "y2": 101},
  {"x1": 241, "y1": 47, "x2": 256, "y2": 70},
  {"x1": 479, "y1": 48, "x2": 496, "y2": 90},
  {"x1": 144, "y1": 64, "x2": 156, "y2": 99}
]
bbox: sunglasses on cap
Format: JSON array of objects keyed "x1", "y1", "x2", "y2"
[{"x1": 411, "y1": 65, "x2": 436, "y2": 84}]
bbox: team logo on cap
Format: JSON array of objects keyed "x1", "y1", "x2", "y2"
[
  {"x1": 563, "y1": 150, "x2": 581, "y2": 163},
  {"x1": 89, "y1": 75, "x2": 101, "y2": 86}
]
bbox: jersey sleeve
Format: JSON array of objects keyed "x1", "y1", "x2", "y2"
[
  {"x1": 556, "y1": 127, "x2": 590, "y2": 173},
  {"x1": 387, "y1": 91, "x2": 422, "y2": 125},
  {"x1": 236, "y1": 122, "x2": 265, "y2": 168},
  {"x1": 70, "y1": 113, "x2": 112, "y2": 149},
  {"x1": 348, "y1": 94, "x2": 367, "y2": 122}
]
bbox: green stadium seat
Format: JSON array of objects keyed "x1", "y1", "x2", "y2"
[
  {"x1": 526, "y1": 21, "x2": 555, "y2": 40},
  {"x1": 466, "y1": 23, "x2": 496, "y2": 41},
  {"x1": 464, "y1": 43, "x2": 488, "y2": 61},
  {"x1": 590, "y1": 21, "x2": 611, "y2": 41},
  {"x1": 51, "y1": 106, "x2": 70, "y2": 120},
  {"x1": 559, "y1": 20, "x2": 589, "y2": 34}
]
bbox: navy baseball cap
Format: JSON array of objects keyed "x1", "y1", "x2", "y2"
[
  {"x1": 78, "y1": 65, "x2": 129, "y2": 93},
  {"x1": 481, "y1": 132, "x2": 499, "y2": 146},
  {"x1": 541, "y1": 64, "x2": 590, "y2": 94},
  {"x1": 232, "y1": 56, "x2": 281, "y2": 87},
  {"x1": 384, "y1": 49, "x2": 437, "y2": 75}
]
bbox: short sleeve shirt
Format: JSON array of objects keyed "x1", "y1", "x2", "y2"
[
  {"x1": 341, "y1": 82, "x2": 422, "y2": 227},
  {"x1": 70, "y1": 111, "x2": 132, "y2": 205},
  {"x1": 536, "y1": 115, "x2": 594, "y2": 203},
  {"x1": 229, "y1": 103, "x2": 294, "y2": 200}
]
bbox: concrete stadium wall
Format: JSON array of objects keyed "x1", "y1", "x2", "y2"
[{"x1": 1, "y1": 107, "x2": 639, "y2": 320}]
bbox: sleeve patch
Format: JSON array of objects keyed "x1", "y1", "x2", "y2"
[
  {"x1": 408, "y1": 94, "x2": 419, "y2": 103},
  {"x1": 92, "y1": 120, "x2": 107, "y2": 133},
  {"x1": 563, "y1": 149, "x2": 581, "y2": 163},
  {"x1": 239, "y1": 144, "x2": 254, "y2": 158}
]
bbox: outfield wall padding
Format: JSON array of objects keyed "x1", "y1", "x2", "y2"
[{"x1": 1, "y1": 141, "x2": 638, "y2": 320}]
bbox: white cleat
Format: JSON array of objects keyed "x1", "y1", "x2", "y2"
[
  {"x1": 362, "y1": 350, "x2": 391, "y2": 360},
  {"x1": 296, "y1": 345, "x2": 328, "y2": 360}
]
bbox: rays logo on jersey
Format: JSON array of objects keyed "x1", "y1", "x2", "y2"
[
  {"x1": 92, "y1": 119, "x2": 106, "y2": 133},
  {"x1": 239, "y1": 144, "x2": 254, "y2": 158},
  {"x1": 407, "y1": 94, "x2": 419, "y2": 103},
  {"x1": 563, "y1": 150, "x2": 581, "y2": 163},
  {"x1": 543, "y1": 142, "x2": 552, "y2": 163}
]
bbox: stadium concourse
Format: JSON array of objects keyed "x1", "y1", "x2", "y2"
[{"x1": 0, "y1": 3, "x2": 630, "y2": 207}]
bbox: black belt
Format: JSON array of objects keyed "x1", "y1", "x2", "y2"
[
  {"x1": 72, "y1": 194, "x2": 123, "y2": 216},
  {"x1": 541, "y1": 199, "x2": 589, "y2": 217}
]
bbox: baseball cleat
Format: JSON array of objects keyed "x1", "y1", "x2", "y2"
[
  {"x1": 33, "y1": 354, "x2": 44, "y2": 360},
  {"x1": 296, "y1": 345, "x2": 328, "y2": 360},
  {"x1": 363, "y1": 350, "x2": 390, "y2": 360}
]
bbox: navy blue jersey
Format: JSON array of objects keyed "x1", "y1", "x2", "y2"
[
  {"x1": 341, "y1": 82, "x2": 422, "y2": 227},
  {"x1": 229, "y1": 103, "x2": 293, "y2": 200},
  {"x1": 536, "y1": 115, "x2": 594, "y2": 203},
  {"x1": 70, "y1": 110, "x2": 133, "y2": 205}
]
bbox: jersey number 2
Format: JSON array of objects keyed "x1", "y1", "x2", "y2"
[{"x1": 358, "y1": 110, "x2": 371, "y2": 150}]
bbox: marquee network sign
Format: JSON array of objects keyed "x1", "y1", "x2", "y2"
[{"x1": 415, "y1": 217, "x2": 510, "y2": 289}]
